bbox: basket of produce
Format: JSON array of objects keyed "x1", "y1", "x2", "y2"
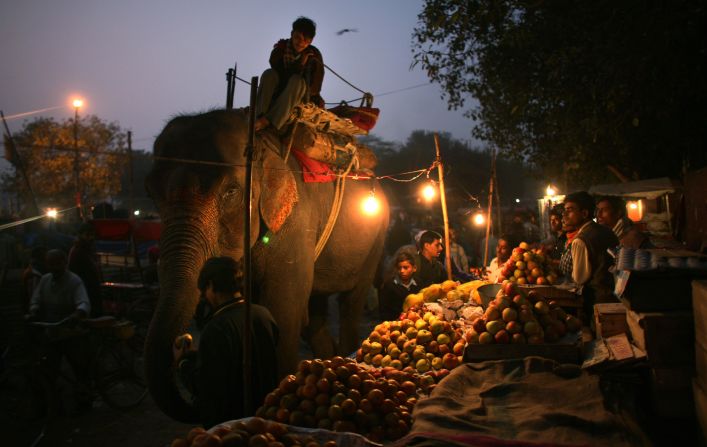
[
  {"x1": 109, "y1": 320, "x2": 136, "y2": 340},
  {"x1": 463, "y1": 281, "x2": 584, "y2": 364}
]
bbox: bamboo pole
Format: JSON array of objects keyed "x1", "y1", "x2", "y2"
[
  {"x1": 433, "y1": 133, "x2": 452, "y2": 280},
  {"x1": 482, "y1": 148, "x2": 496, "y2": 269}
]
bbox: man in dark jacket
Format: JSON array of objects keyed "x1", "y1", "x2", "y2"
[
  {"x1": 562, "y1": 192, "x2": 619, "y2": 319},
  {"x1": 173, "y1": 257, "x2": 279, "y2": 428},
  {"x1": 255, "y1": 16, "x2": 324, "y2": 132},
  {"x1": 414, "y1": 230, "x2": 447, "y2": 288}
]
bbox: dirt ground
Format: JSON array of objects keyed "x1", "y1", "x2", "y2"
[{"x1": 3, "y1": 295, "x2": 379, "y2": 447}]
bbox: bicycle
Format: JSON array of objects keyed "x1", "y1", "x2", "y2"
[{"x1": 0, "y1": 316, "x2": 148, "y2": 436}]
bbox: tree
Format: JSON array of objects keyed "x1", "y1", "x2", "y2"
[
  {"x1": 2, "y1": 115, "x2": 129, "y2": 212},
  {"x1": 412, "y1": 0, "x2": 707, "y2": 186},
  {"x1": 364, "y1": 130, "x2": 540, "y2": 212}
]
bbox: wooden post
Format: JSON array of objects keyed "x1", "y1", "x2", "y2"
[
  {"x1": 482, "y1": 148, "x2": 496, "y2": 269},
  {"x1": 243, "y1": 75, "x2": 258, "y2": 415},
  {"x1": 433, "y1": 133, "x2": 452, "y2": 280}
]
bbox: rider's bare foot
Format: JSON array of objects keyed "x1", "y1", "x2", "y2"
[{"x1": 254, "y1": 116, "x2": 270, "y2": 131}]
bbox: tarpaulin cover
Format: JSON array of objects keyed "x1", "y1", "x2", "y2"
[
  {"x1": 588, "y1": 177, "x2": 678, "y2": 200},
  {"x1": 392, "y1": 357, "x2": 648, "y2": 447}
]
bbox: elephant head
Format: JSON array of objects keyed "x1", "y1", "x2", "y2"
[{"x1": 144, "y1": 109, "x2": 297, "y2": 422}]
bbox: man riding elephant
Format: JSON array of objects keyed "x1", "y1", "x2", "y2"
[{"x1": 255, "y1": 16, "x2": 324, "y2": 132}]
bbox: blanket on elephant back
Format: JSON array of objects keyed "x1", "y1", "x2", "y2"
[
  {"x1": 291, "y1": 148, "x2": 337, "y2": 182},
  {"x1": 390, "y1": 356, "x2": 648, "y2": 447}
]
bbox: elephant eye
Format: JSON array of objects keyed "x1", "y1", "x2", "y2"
[{"x1": 223, "y1": 186, "x2": 242, "y2": 203}]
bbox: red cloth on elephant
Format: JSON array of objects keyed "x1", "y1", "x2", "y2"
[{"x1": 291, "y1": 148, "x2": 337, "y2": 182}]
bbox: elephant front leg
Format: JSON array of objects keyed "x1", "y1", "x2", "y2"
[
  {"x1": 303, "y1": 294, "x2": 337, "y2": 359},
  {"x1": 337, "y1": 283, "x2": 371, "y2": 357}
]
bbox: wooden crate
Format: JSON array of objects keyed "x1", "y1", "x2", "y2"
[
  {"x1": 697, "y1": 340, "x2": 707, "y2": 391},
  {"x1": 694, "y1": 280, "x2": 707, "y2": 350},
  {"x1": 620, "y1": 270, "x2": 707, "y2": 312},
  {"x1": 463, "y1": 332, "x2": 583, "y2": 364},
  {"x1": 651, "y1": 367, "x2": 695, "y2": 420},
  {"x1": 594, "y1": 303, "x2": 629, "y2": 338},
  {"x1": 626, "y1": 310, "x2": 695, "y2": 366},
  {"x1": 694, "y1": 379, "x2": 707, "y2": 444}
]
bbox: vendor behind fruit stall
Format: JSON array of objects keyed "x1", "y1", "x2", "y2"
[
  {"x1": 413, "y1": 230, "x2": 447, "y2": 287},
  {"x1": 485, "y1": 233, "x2": 520, "y2": 283},
  {"x1": 559, "y1": 192, "x2": 619, "y2": 318}
]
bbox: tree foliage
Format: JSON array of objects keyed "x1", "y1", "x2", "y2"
[
  {"x1": 2, "y1": 115, "x2": 129, "y2": 211},
  {"x1": 363, "y1": 130, "x2": 540, "y2": 213},
  {"x1": 412, "y1": 0, "x2": 707, "y2": 186}
]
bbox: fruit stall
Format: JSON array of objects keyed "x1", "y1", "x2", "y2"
[{"x1": 166, "y1": 272, "x2": 654, "y2": 446}]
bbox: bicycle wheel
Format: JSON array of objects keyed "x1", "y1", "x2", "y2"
[
  {"x1": 0, "y1": 365, "x2": 53, "y2": 443},
  {"x1": 93, "y1": 340, "x2": 147, "y2": 409},
  {"x1": 124, "y1": 295, "x2": 156, "y2": 354}
]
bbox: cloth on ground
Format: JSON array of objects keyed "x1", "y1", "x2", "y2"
[{"x1": 393, "y1": 356, "x2": 648, "y2": 447}]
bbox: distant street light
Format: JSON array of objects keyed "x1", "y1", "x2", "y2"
[{"x1": 72, "y1": 98, "x2": 83, "y2": 220}]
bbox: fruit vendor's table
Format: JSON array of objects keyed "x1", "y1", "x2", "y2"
[{"x1": 392, "y1": 357, "x2": 649, "y2": 447}]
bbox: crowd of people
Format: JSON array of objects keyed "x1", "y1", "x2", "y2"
[{"x1": 377, "y1": 191, "x2": 651, "y2": 324}]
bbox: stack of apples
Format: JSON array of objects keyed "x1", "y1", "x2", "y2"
[
  {"x1": 403, "y1": 279, "x2": 487, "y2": 311},
  {"x1": 170, "y1": 417, "x2": 338, "y2": 447},
  {"x1": 255, "y1": 357, "x2": 418, "y2": 442},
  {"x1": 465, "y1": 281, "x2": 582, "y2": 345},
  {"x1": 356, "y1": 306, "x2": 465, "y2": 374},
  {"x1": 496, "y1": 242, "x2": 559, "y2": 285}
]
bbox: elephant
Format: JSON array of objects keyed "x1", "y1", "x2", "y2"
[{"x1": 144, "y1": 108, "x2": 389, "y2": 422}]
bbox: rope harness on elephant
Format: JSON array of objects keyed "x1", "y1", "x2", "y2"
[{"x1": 313, "y1": 149, "x2": 358, "y2": 261}]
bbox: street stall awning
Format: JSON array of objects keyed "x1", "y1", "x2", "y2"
[{"x1": 588, "y1": 177, "x2": 679, "y2": 200}]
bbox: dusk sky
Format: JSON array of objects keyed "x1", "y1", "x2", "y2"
[{"x1": 1, "y1": 0, "x2": 475, "y2": 169}]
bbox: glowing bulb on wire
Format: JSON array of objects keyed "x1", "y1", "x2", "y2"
[
  {"x1": 361, "y1": 190, "x2": 380, "y2": 216},
  {"x1": 421, "y1": 182, "x2": 437, "y2": 202},
  {"x1": 473, "y1": 212, "x2": 485, "y2": 226},
  {"x1": 46, "y1": 208, "x2": 58, "y2": 219}
]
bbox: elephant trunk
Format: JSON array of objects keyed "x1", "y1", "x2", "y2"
[{"x1": 145, "y1": 203, "x2": 218, "y2": 423}]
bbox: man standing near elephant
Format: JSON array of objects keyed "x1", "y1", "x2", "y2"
[
  {"x1": 173, "y1": 257, "x2": 279, "y2": 428},
  {"x1": 255, "y1": 16, "x2": 325, "y2": 132}
]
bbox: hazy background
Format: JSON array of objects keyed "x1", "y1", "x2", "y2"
[{"x1": 1, "y1": 0, "x2": 475, "y2": 162}]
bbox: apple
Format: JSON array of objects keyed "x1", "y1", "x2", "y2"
[
  {"x1": 465, "y1": 329, "x2": 480, "y2": 344},
  {"x1": 485, "y1": 305, "x2": 501, "y2": 321},
  {"x1": 534, "y1": 300, "x2": 550, "y2": 315},
  {"x1": 536, "y1": 276, "x2": 547, "y2": 285},
  {"x1": 486, "y1": 319, "x2": 504, "y2": 335},
  {"x1": 511, "y1": 333, "x2": 526, "y2": 344},
  {"x1": 472, "y1": 317, "x2": 487, "y2": 334},
  {"x1": 442, "y1": 352, "x2": 459, "y2": 369},
  {"x1": 517, "y1": 277, "x2": 527, "y2": 285},
  {"x1": 436, "y1": 333, "x2": 451, "y2": 345},
  {"x1": 502, "y1": 307, "x2": 517, "y2": 322},
  {"x1": 505, "y1": 320, "x2": 521, "y2": 334},
  {"x1": 524, "y1": 320, "x2": 541, "y2": 335},
  {"x1": 519, "y1": 242, "x2": 529, "y2": 250},
  {"x1": 515, "y1": 261, "x2": 526, "y2": 270},
  {"x1": 479, "y1": 331, "x2": 495, "y2": 344},
  {"x1": 494, "y1": 329, "x2": 510, "y2": 344},
  {"x1": 452, "y1": 342, "x2": 465, "y2": 356}
]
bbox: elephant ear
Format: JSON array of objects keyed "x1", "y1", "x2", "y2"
[{"x1": 260, "y1": 149, "x2": 298, "y2": 233}]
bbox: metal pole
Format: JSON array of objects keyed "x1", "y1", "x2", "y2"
[
  {"x1": 482, "y1": 148, "x2": 496, "y2": 269},
  {"x1": 433, "y1": 133, "x2": 453, "y2": 280},
  {"x1": 1, "y1": 111, "x2": 39, "y2": 215},
  {"x1": 128, "y1": 131, "x2": 134, "y2": 217},
  {"x1": 242, "y1": 75, "x2": 258, "y2": 415},
  {"x1": 73, "y1": 106, "x2": 83, "y2": 220}
]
